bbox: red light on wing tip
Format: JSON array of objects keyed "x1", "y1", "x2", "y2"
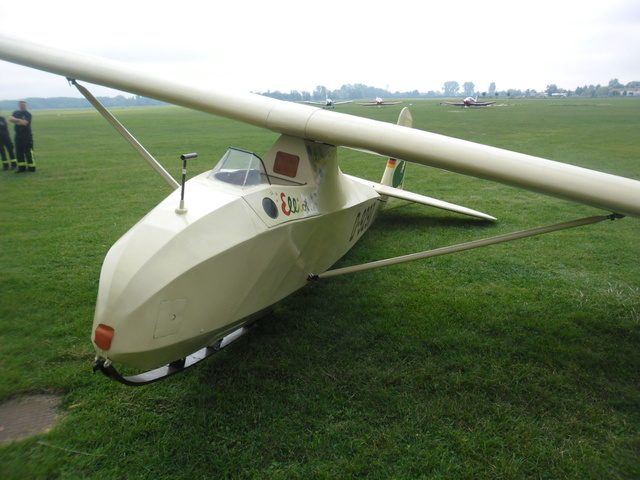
[{"x1": 94, "y1": 324, "x2": 115, "y2": 350}]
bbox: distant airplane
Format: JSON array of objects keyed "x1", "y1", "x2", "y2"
[
  {"x1": 356, "y1": 97, "x2": 403, "y2": 106},
  {"x1": 445, "y1": 97, "x2": 496, "y2": 107},
  {"x1": 304, "y1": 97, "x2": 352, "y2": 108}
]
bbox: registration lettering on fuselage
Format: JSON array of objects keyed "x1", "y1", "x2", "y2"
[{"x1": 350, "y1": 202, "x2": 377, "y2": 241}]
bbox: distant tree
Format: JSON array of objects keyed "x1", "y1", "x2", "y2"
[
  {"x1": 335, "y1": 84, "x2": 354, "y2": 100},
  {"x1": 312, "y1": 86, "x2": 327, "y2": 100},
  {"x1": 626, "y1": 81, "x2": 640, "y2": 88},
  {"x1": 443, "y1": 81, "x2": 459, "y2": 96},
  {"x1": 575, "y1": 84, "x2": 598, "y2": 97},
  {"x1": 488, "y1": 82, "x2": 496, "y2": 97},
  {"x1": 608, "y1": 78, "x2": 623, "y2": 88},
  {"x1": 462, "y1": 82, "x2": 475, "y2": 96}
]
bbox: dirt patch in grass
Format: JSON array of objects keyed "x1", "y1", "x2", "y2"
[{"x1": 0, "y1": 395, "x2": 62, "y2": 443}]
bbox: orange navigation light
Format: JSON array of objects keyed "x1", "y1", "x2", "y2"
[{"x1": 94, "y1": 324, "x2": 115, "y2": 350}]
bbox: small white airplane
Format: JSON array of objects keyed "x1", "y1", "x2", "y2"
[
  {"x1": 304, "y1": 97, "x2": 352, "y2": 108},
  {"x1": 356, "y1": 97, "x2": 403, "y2": 106},
  {"x1": 445, "y1": 96, "x2": 496, "y2": 107},
  {"x1": 1, "y1": 35, "x2": 639, "y2": 386}
]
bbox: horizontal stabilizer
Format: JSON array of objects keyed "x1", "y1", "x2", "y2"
[{"x1": 374, "y1": 184, "x2": 496, "y2": 221}]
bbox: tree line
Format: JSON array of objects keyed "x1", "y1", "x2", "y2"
[
  {"x1": 260, "y1": 79, "x2": 640, "y2": 101},
  {"x1": 0, "y1": 95, "x2": 167, "y2": 111},
  {"x1": 2, "y1": 79, "x2": 638, "y2": 111}
]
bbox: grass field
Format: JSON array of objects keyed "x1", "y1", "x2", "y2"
[{"x1": 1, "y1": 97, "x2": 639, "y2": 479}]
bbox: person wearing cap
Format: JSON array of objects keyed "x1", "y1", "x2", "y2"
[
  {"x1": 10, "y1": 100, "x2": 35, "y2": 173},
  {"x1": 0, "y1": 110, "x2": 16, "y2": 170}
]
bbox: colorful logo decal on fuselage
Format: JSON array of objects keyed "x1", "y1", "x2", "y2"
[
  {"x1": 281, "y1": 192, "x2": 310, "y2": 216},
  {"x1": 267, "y1": 189, "x2": 318, "y2": 220}
]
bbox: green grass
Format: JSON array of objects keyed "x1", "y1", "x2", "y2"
[{"x1": 1, "y1": 98, "x2": 639, "y2": 479}]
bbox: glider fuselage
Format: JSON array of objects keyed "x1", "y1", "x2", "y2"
[{"x1": 92, "y1": 136, "x2": 381, "y2": 369}]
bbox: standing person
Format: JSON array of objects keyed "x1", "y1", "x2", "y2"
[
  {"x1": 0, "y1": 110, "x2": 16, "y2": 170},
  {"x1": 9, "y1": 100, "x2": 35, "y2": 173}
]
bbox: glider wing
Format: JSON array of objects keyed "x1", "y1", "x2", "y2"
[{"x1": 1, "y1": 35, "x2": 639, "y2": 218}]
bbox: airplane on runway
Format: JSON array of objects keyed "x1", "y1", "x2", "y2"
[
  {"x1": 445, "y1": 96, "x2": 496, "y2": 107},
  {"x1": 304, "y1": 97, "x2": 352, "y2": 108},
  {"x1": 356, "y1": 97, "x2": 403, "y2": 106}
]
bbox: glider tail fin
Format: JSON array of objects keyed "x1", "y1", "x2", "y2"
[
  {"x1": 380, "y1": 107, "x2": 412, "y2": 192},
  {"x1": 375, "y1": 107, "x2": 495, "y2": 221}
]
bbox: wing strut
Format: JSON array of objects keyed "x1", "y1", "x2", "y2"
[
  {"x1": 69, "y1": 79, "x2": 180, "y2": 190},
  {"x1": 309, "y1": 214, "x2": 623, "y2": 280}
]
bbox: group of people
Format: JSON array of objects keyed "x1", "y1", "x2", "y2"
[{"x1": 1, "y1": 100, "x2": 35, "y2": 173}]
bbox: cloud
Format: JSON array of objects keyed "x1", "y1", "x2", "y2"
[{"x1": 1, "y1": 0, "x2": 639, "y2": 99}]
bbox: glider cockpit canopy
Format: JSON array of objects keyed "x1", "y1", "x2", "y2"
[
  {"x1": 212, "y1": 135, "x2": 334, "y2": 189},
  {"x1": 212, "y1": 147, "x2": 270, "y2": 187}
]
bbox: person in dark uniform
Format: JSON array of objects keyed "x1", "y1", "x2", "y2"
[
  {"x1": 10, "y1": 100, "x2": 35, "y2": 173},
  {"x1": 0, "y1": 110, "x2": 16, "y2": 170}
]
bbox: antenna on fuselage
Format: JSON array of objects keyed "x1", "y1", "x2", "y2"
[{"x1": 176, "y1": 153, "x2": 197, "y2": 214}]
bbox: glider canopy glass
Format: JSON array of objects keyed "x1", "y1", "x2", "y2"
[{"x1": 212, "y1": 147, "x2": 270, "y2": 187}]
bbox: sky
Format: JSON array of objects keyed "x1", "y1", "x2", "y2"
[{"x1": 1, "y1": 0, "x2": 639, "y2": 100}]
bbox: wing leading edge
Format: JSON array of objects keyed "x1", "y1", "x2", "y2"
[{"x1": 1, "y1": 35, "x2": 639, "y2": 218}]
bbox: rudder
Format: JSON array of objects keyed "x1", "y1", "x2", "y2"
[{"x1": 380, "y1": 107, "x2": 412, "y2": 189}]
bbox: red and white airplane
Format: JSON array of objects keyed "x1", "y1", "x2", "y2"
[
  {"x1": 356, "y1": 97, "x2": 403, "y2": 106},
  {"x1": 445, "y1": 96, "x2": 496, "y2": 107}
]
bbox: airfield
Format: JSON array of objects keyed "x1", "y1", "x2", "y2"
[{"x1": 1, "y1": 97, "x2": 638, "y2": 478}]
